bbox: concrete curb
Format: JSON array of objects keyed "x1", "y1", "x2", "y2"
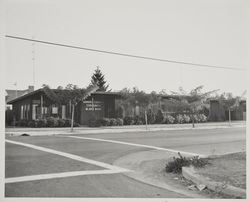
[
  {"x1": 182, "y1": 166, "x2": 246, "y2": 199},
  {"x1": 5, "y1": 124, "x2": 245, "y2": 137},
  {"x1": 113, "y1": 150, "x2": 207, "y2": 198}
]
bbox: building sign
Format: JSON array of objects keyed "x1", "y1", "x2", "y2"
[{"x1": 83, "y1": 101, "x2": 103, "y2": 111}]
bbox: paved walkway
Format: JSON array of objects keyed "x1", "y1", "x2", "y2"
[{"x1": 5, "y1": 121, "x2": 246, "y2": 136}]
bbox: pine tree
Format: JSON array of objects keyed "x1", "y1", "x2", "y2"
[{"x1": 90, "y1": 66, "x2": 109, "y2": 91}]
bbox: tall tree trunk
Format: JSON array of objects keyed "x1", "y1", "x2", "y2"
[{"x1": 71, "y1": 104, "x2": 75, "y2": 132}]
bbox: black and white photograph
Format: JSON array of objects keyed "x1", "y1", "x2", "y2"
[{"x1": 1, "y1": 0, "x2": 249, "y2": 200}]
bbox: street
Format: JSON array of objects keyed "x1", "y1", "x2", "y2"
[{"x1": 5, "y1": 127, "x2": 246, "y2": 197}]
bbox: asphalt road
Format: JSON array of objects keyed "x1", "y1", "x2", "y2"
[{"x1": 5, "y1": 127, "x2": 246, "y2": 197}]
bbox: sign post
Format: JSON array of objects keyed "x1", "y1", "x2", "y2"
[{"x1": 145, "y1": 110, "x2": 148, "y2": 130}]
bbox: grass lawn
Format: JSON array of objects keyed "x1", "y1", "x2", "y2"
[{"x1": 196, "y1": 152, "x2": 246, "y2": 189}]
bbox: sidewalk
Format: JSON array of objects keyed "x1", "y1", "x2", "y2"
[{"x1": 5, "y1": 121, "x2": 246, "y2": 137}]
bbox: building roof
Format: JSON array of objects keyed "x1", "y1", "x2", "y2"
[
  {"x1": 5, "y1": 89, "x2": 30, "y2": 103},
  {"x1": 7, "y1": 88, "x2": 122, "y2": 104}
]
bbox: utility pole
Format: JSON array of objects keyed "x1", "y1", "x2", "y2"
[
  {"x1": 32, "y1": 36, "x2": 35, "y2": 89},
  {"x1": 14, "y1": 82, "x2": 17, "y2": 98}
]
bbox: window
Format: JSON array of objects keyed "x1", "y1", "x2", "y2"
[{"x1": 20, "y1": 105, "x2": 24, "y2": 119}]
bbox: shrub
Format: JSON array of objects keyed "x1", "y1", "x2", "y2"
[
  {"x1": 134, "y1": 116, "x2": 144, "y2": 125},
  {"x1": 147, "y1": 109, "x2": 156, "y2": 124},
  {"x1": 155, "y1": 109, "x2": 164, "y2": 124},
  {"x1": 58, "y1": 119, "x2": 66, "y2": 127},
  {"x1": 27, "y1": 120, "x2": 37, "y2": 127},
  {"x1": 17, "y1": 119, "x2": 28, "y2": 127},
  {"x1": 165, "y1": 115, "x2": 175, "y2": 124},
  {"x1": 73, "y1": 122, "x2": 80, "y2": 127},
  {"x1": 46, "y1": 117, "x2": 59, "y2": 127},
  {"x1": 182, "y1": 114, "x2": 191, "y2": 123},
  {"x1": 198, "y1": 114, "x2": 207, "y2": 123},
  {"x1": 88, "y1": 118, "x2": 101, "y2": 127},
  {"x1": 193, "y1": 114, "x2": 200, "y2": 123},
  {"x1": 166, "y1": 152, "x2": 190, "y2": 173},
  {"x1": 99, "y1": 118, "x2": 110, "y2": 126},
  {"x1": 166, "y1": 152, "x2": 209, "y2": 173},
  {"x1": 123, "y1": 116, "x2": 134, "y2": 125},
  {"x1": 37, "y1": 119, "x2": 47, "y2": 127},
  {"x1": 64, "y1": 119, "x2": 71, "y2": 127},
  {"x1": 116, "y1": 118, "x2": 124, "y2": 126},
  {"x1": 175, "y1": 114, "x2": 184, "y2": 124},
  {"x1": 109, "y1": 118, "x2": 118, "y2": 126}
]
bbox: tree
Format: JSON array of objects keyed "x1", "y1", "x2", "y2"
[
  {"x1": 90, "y1": 66, "x2": 109, "y2": 91},
  {"x1": 42, "y1": 84, "x2": 98, "y2": 131},
  {"x1": 170, "y1": 86, "x2": 219, "y2": 127}
]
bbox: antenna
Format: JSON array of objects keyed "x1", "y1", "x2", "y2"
[{"x1": 32, "y1": 36, "x2": 35, "y2": 90}]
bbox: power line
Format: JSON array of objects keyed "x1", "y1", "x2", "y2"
[{"x1": 6, "y1": 35, "x2": 246, "y2": 71}]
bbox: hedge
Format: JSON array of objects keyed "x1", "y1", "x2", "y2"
[{"x1": 17, "y1": 117, "x2": 79, "y2": 128}]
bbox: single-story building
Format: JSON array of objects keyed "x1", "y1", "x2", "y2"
[
  {"x1": 7, "y1": 88, "x2": 122, "y2": 125},
  {"x1": 209, "y1": 99, "x2": 246, "y2": 121}
]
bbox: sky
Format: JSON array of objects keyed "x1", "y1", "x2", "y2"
[{"x1": 4, "y1": 0, "x2": 248, "y2": 96}]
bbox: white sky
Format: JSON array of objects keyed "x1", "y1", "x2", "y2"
[{"x1": 5, "y1": 0, "x2": 248, "y2": 96}]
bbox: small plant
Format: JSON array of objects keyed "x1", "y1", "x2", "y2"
[
  {"x1": 17, "y1": 119, "x2": 28, "y2": 127},
  {"x1": 175, "y1": 114, "x2": 185, "y2": 124},
  {"x1": 64, "y1": 119, "x2": 71, "y2": 127},
  {"x1": 46, "y1": 117, "x2": 59, "y2": 127},
  {"x1": 27, "y1": 120, "x2": 37, "y2": 127},
  {"x1": 166, "y1": 152, "x2": 209, "y2": 173},
  {"x1": 183, "y1": 114, "x2": 191, "y2": 123},
  {"x1": 133, "y1": 116, "x2": 144, "y2": 125},
  {"x1": 155, "y1": 109, "x2": 164, "y2": 124},
  {"x1": 116, "y1": 118, "x2": 124, "y2": 126},
  {"x1": 58, "y1": 119, "x2": 66, "y2": 127},
  {"x1": 147, "y1": 109, "x2": 156, "y2": 124},
  {"x1": 99, "y1": 118, "x2": 110, "y2": 126},
  {"x1": 198, "y1": 114, "x2": 207, "y2": 122},
  {"x1": 123, "y1": 116, "x2": 134, "y2": 125},
  {"x1": 165, "y1": 114, "x2": 175, "y2": 124},
  {"x1": 37, "y1": 119, "x2": 47, "y2": 127},
  {"x1": 109, "y1": 118, "x2": 118, "y2": 126},
  {"x1": 166, "y1": 152, "x2": 190, "y2": 173}
]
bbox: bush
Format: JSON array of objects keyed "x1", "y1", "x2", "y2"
[
  {"x1": 73, "y1": 122, "x2": 80, "y2": 127},
  {"x1": 17, "y1": 119, "x2": 28, "y2": 127},
  {"x1": 58, "y1": 119, "x2": 66, "y2": 127},
  {"x1": 147, "y1": 109, "x2": 156, "y2": 124},
  {"x1": 192, "y1": 114, "x2": 199, "y2": 123},
  {"x1": 27, "y1": 120, "x2": 37, "y2": 127},
  {"x1": 46, "y1": 117, "x2": 59, "y2": 127},
  {"x1": 155, "y1": 109, "x2": 164, "y2": 124},
  {"x1": 88, "y1": 118, "x2": 101, "y2": 127},
  {"x1": 123, "y1": 116, "x2": 134, "y2": 125},
  {"x1": 98, "y1": 118, "x2": 110, "y2": 126},
  {"x1": 198, "y1": 114, "x2": 207, "y2": 123},
  {"x1": 165, "y1": 115, "x2": 175, "y2": 124},
  {"x1": 116, "y1": 118, "x2": 124, "y2": 126},
  {"x1": 182, "y1": 114, "x2": 191, "y2": 123},
  {"x1": 134, "y1": 116, "x2": 144, "y2": 125},
  {"x1": 109, "y1": 118, "x2": 118, "y2": 126},
  {"x1": 64, "y1": 119, "x2": 71, "y2": 127},
  {"x1": 37, "y1": 119, "x2": 47, "y2": 127},
  {"x1": 166, "y1": 152, "x2": 208, "y2": 173},
  {"x1": 175, "y1": 114, "x2": 184, "y2": 124}
]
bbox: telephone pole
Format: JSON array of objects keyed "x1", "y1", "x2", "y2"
[{"x1": 32, "y1": 36, "x2": 35, "y2": 89}]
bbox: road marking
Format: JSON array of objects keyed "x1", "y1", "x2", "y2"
[
  {"x1": 5, "y1": 169, "x2": 127, "y2": 184},
  {"x1": 67, "y1": 136, "x2": 206, "y2": 157},
  {"x1": 5, "y1": 139, "x2": 130, "y2": 172}
]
